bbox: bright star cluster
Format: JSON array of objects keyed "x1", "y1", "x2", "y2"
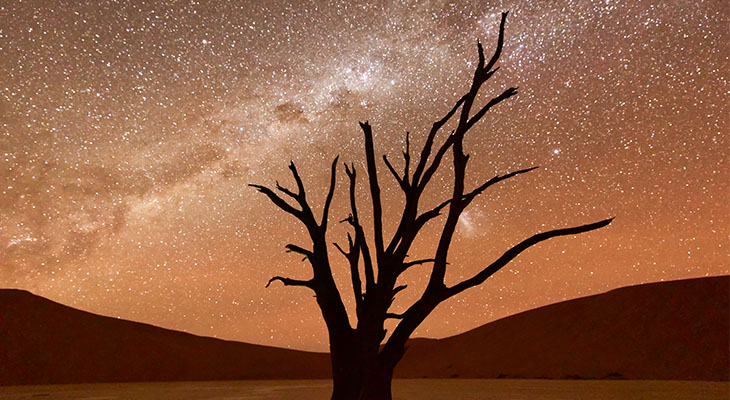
[{"x1": 1, "y1": 0, "x2": 727, "y2": 351}]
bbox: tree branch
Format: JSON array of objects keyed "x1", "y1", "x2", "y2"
[
  {"x1": 332, "y1": 240, "x2": 349, "y2": 258},
  {"x1": 463, "y1": 166, "x2": 539, "y2": 205},
  {"x1": 251, "y1": 162, "x2": 320, "y2": 232},
  {"x1": 417, "y1": 133, "x2": 456, "y2": 192},
  {"x1": 401, "y1": 258, "x2": 437, "y2": 272},
  {"x1": 454, "y1": 11, "x2": 509, "y2": 140},
  {"x1": 343, "y1": 163, "x2": 358, "y2": 219},
  {"x1": 288, "y1": 161, "x2": 307, "y2": 201},
  {"x1": 275, "y1": 181, "x2": 299, "y2": 201},
  {"x1": 249, "y1": 184, "x2": 302, "y2": 219},
  {"x1": 334, "y1": 233, "x2": 364, "y2": 313},
  {"x1": 385, "y1": 312, "x2": 405, "y2": 320},
  {"x1": 384, "y1": 96, "x2": 467, "y2": 260},
  {"x1": 412, "y1": 94, "x2": 467, "y2": 187},
  {"x1": 403, "y1": 131, "x2": 411, "y2": 186},
  {"x1": 444, "y1": 218, "x2": 614, "y2": 299},
  {"x1": 481, "y1": 11, "x2": 508, "y2": 76},
  {"x1": 320, "y1": 156, "x2": 340, "y2": 229},
  {"x1": 392, "y1": 284, "x2": 408, "y2": 298},
  {"x1": 344, "y1": 162, "x2": 376, "y2": 291},
  {"x1": 466, "y1": 87, "x2": 518, "y2": 130},
  {"x1": 285, "y1": 243, "x2": 313, "y2": 260},
  {"x1": 359, "y1": 229, "x2": 376, "y2": 291},
  {"x1": 360, "y1": 121, "x2": 385, "y2": 260},
  {"x1": 266, "y1": 276, "x2": 314, "y2": 289},
  {"x1": 410, "y1": 166, "x2": 538, "y2": 235},
  {"x1": 383, "y1": 154, "x2": 407, "y2": 191},
  {"x1": 421, "y1": 12, "x2": 511, "y2": 300}
]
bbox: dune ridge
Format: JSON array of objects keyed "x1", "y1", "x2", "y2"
[{"x1": 1, "y1": 276, "x2": 727, "y2": 385}]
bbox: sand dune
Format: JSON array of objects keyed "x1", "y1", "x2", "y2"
[
  {"x1": 1, "y1": 276, "x2": 727, "y2": 385},
  {"x1": 0, "y1": 289, "x2": 330, "y2": 385},
  {"x1": 397, "y1": 276, "x2": 729, "y2": 380}
]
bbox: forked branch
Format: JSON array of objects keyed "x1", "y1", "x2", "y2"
[
  {"x1": 411, "y1": 166, "x2": 539, "y2": 237},
  {"x1": 334, "y1": 233, "x2": 364, "y2": 313},
  {"x1": 383, "y1": 154, "x2": 407, "y2": 191},
  {"x1": 412, "y1": 94, "x2": 467, "y2": 187},
  {"x1": 288, "y1": 162, "x2": 307, "y2": 201},
  {"x1": 344, "y1": 162, "x2": 376, "y2": 291},
  {"x1": 249, "y1": 184, "x2": 303, "y2": 219}
]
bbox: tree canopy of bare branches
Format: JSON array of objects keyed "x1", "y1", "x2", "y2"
[{"x1": 250, "y1": 12, "x2": 612, "y2": 400}]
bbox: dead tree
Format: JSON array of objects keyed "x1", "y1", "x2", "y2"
[{"x1": 250, "y1": 12, "x2": 612, "y2": 400}]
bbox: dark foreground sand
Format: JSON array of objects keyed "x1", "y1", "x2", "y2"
[{"x1": 1, "y1": 379, "x2": 727, "y2": 400}]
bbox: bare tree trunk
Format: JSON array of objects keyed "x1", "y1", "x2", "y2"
[
  {"x1": 358, "y1": 363, "x2": 395, "y2": 400},
  {"x1": 329, "y1": 346, "x2": 397, "y2": 400},
  {"x1": 328, "y1": 325, "x2": 401, "y2": 400},
  {"x1": 330, "y1": 356, "x2": 363, "y2": 400}
]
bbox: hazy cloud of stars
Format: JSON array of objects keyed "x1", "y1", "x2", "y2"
[{"x1": 1, "y1": 0, "x2": 727, "y2": 350}]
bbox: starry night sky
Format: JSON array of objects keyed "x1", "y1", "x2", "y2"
[{"x1": 1, "y1": 0, "x2": 727, "y2": 351}]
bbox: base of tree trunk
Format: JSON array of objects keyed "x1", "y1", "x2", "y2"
[
  {"x1": 331, "y1": 382, "x2": 393, "y2": 400},
  {"x1": 331, "y1": 362, "x2": 395, "y2": 400}
]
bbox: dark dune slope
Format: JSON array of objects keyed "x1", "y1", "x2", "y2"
[
  {"x1": 1, "y1": 276, "x2": 726, "y2": 385},
  {"x1": 0, "y1": 289, "x2": 330, "y2": 385},
  {"x1": 396, "y1": 276, "x2": 729, "y2": 380}
]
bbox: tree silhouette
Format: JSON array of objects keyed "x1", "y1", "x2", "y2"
[{"x1": 250, "y1": 12, "x2": 612, "y2": 400}]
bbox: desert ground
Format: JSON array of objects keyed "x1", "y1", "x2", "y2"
[{"x1": 2, "y1": 379, "x2": 728, "y2": 400}]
